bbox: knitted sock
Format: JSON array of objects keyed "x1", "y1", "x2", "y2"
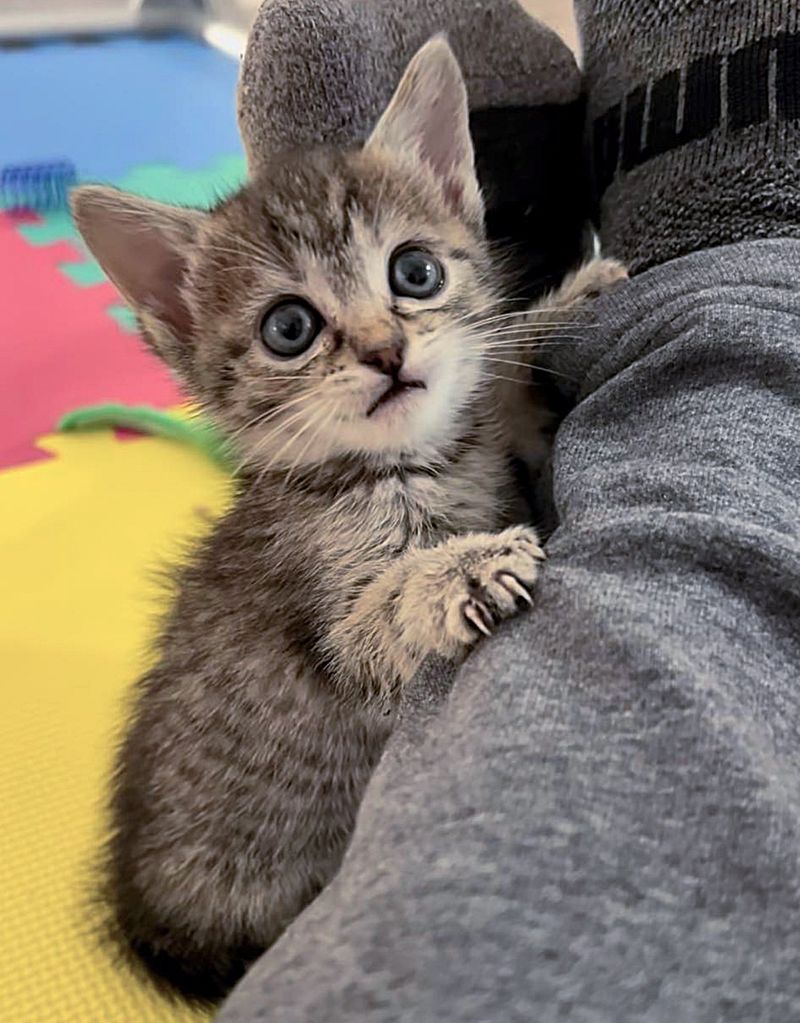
[
  {"x1": 238, "y1": 0, "x2": 587, "y2": 297},
  {"x1": 576, "y1": 0, "x2": 800, "y2": 271}
]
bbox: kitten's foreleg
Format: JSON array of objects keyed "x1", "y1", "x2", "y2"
[
  {"x1": 491, "y1": 256, "x2": 627, "y2": 391},
  {"x1": 326, "y1": 525, "x2": 544, "y2": 705},
  {"x1": 540, "y1": 256, "x2": 628, "y2": 313},
  {"x1": 494, "y1": 256, "x2": 628, "y2": 472}
]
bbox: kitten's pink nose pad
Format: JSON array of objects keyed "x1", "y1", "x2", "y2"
[{"x1": 358, "y1": 336, "x2": 405, "y2": 377}]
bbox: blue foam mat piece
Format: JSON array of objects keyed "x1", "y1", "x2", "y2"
[{"x1": 0, "y1": 35, "x2": 242, "y2": 181}]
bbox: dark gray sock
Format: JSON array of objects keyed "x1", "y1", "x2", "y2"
[
  {"x1": 238, "y1": 0, "x2": 587, "y2": 298},
  {"x1": 576, "y1": 0, "x2": 800, "y2": 271}
]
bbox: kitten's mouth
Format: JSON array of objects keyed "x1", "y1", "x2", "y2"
[{"x1": 366, "y1": 377, "x2": 426, "y2": 418}]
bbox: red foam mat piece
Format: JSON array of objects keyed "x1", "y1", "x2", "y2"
[{"x1": 0, "y1": 211, "x2": 181, "y2": 470}]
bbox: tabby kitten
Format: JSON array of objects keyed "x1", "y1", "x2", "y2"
[{"x1": 73, "y1": 37, "x2": 624, "y2": 1002}]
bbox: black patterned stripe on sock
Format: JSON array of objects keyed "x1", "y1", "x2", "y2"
[{"x1": 592, "y1": 30, "x2": 800, "y2": 203}]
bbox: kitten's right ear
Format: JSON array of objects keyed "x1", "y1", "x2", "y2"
[{"x1": 71, "y1": 186, "x2": 206, "y2": 368}]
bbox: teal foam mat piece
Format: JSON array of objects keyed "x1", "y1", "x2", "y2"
[
  {"x1": 61, "y1": 262, "x2": 105, "y2": 287},
  {"x1": 108, "y1": 305, "x2": 138, "y2": 334}
]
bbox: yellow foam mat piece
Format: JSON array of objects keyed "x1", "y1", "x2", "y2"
[{"x1": 0, "y1": 430, "x2": 233, "y2": 1022}]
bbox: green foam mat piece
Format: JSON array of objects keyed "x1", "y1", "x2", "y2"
[{"x1": 58, "y1": 403, "x2": 235, "y2": 472}]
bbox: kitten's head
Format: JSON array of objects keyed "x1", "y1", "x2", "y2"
[{"x1": 73, "y1": 38, "x2": 499, "y2": 472}]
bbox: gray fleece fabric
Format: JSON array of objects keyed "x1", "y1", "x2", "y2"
[{"x1": 217, "y1": 240, "x2": 800, "y2": 1023}]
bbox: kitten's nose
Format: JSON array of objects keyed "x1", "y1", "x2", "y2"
[{"x1": 358, "y1": 335, "x2": 405, "y2": 377}]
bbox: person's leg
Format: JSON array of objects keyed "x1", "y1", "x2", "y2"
[
  {"x1": 217, "y1": 3, "x2": 800, "y2": 1020},
  {"x1": 217, "y1": 239, "x2": 800, "y2": 1023},
  {"x1": 581, "y1": 0, "x2": 799, "y2": 270}
]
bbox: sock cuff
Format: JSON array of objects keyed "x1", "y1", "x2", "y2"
[{"x1": 591, "y1": 28, "x2": 800, "y2": 208}]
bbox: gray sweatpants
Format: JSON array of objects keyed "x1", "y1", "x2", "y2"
[{"x1": 218, "y1": 240, "x2": 800, "y2": 1023}]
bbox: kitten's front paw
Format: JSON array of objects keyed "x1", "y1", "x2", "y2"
[
  {"x1": 399, "y1": 526, "x2": 545, "y2": 659},
  {"x1": 563, "y1": 257, "x2": 628, "y2": 304},
  {"x1": 449, "y1": 526, "x2": 544, "y2": 644}
]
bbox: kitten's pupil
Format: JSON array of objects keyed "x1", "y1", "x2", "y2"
[
  {"x1": 284, "y1": 316, "x2": 301, "y2": 341},
  {"x1": 260, "y1": 300, "x2": 321, "y2": 358},
  {"x1": 390, "y1": 249, "x2": 444, "y2": 299},
  {"x1": 406, "y1": 262, "x2": 428, "y2": 287}
]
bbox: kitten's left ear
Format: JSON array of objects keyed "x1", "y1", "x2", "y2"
[
  {"x1": 71, "y1": 186, "x2": 207, "y2": 371},
  {"x1": 365, "y1": 36, "x2": 482, "y2": 227}
]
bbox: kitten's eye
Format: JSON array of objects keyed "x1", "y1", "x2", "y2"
[
  {"x1": 259, "y1": 300, "x2": 321, "y2": 357},
  {"x1": 389, "y1": 249, "x2": 444, "y2": 299}
]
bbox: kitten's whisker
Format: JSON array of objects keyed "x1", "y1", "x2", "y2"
[
  {"x1": 443, "y1": 302, "x2": 557, "y2": 333},
  {"x1": 464, "y1": 335, "x2": 575, "y2": 354},
  {"x1": 234, "y1": 395, "x2": 323, "y2": 472},
  {"x1": 483, "y1": 356, "x2": 541, "y2": 371},
  {"x1": 252, "y1": 401, "x2": 318, "y2": 446},
  {"x1": 527, "y1": 364, "x2": 578, "y2": 381},
  {"x1": 229, "y1": 387, "x2": 323, "y2": 443},
  {"x1": 284, "y1": 404, "x2": 338, "y2": 487},
  {"x1": 447, "y1": 310, "x2": 522, "y2": 331},
  {"x1": 242, "y1": 403, "x2": 317, "y2": 477},
  {"x1": 229, "y1": 390, "x2": 318, "y2": 441},
  {"x1": 471, "y1": 323, "x2": 595, "y2": 338},
  {"x1": 479, "y1": 370, "x2": 530, "y2": 386},
  {"x1": 467, "y1": 309, "x2": 595, "y2": 329},
  {"x1": 469, "y1": 326, "x2": 594, "y2": 342},
  {"x1": 310, "y1": 408, "x2": 341, "y2": 487},
  {"x1": 458, "y1": 322, "x2": 594, "y2": 342},
  {"x1": 280, "y1": 414, "x2": 326, "y2": 486},
  {"x1": 479, "y1": 340, "x2": 573, "y2": 350},
  {"x1": 258, "y1": 375, "x2": 320, "y2": 381},
  {"x1": 471, "y1": 327, "x2": 584, "y2": 342},
  {"x1": 467, "y1": 304, "x2": 596, "y2": 322},
  {"x1": 255, "y1": 401, "x2": 333, "y2": 487},
  {"x1": 482, "y1": 360, "x2": 578, "y2": 384}
]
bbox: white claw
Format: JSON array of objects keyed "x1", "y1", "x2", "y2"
[
  {"x1": 497, "y1": 572, "x2": 533, "y2": 604},
  {"x1": 463, "y1": 602, "x2": 492, "y2": 637}
]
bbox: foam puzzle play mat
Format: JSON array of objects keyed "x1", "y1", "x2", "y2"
[{"x1": 0, "y1": 21, "x2": 249, "y2": 1022}]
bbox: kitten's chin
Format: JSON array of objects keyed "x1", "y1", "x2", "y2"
[{"x1": 342, "y1": 359, "x2": 481, "y2": 460}]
